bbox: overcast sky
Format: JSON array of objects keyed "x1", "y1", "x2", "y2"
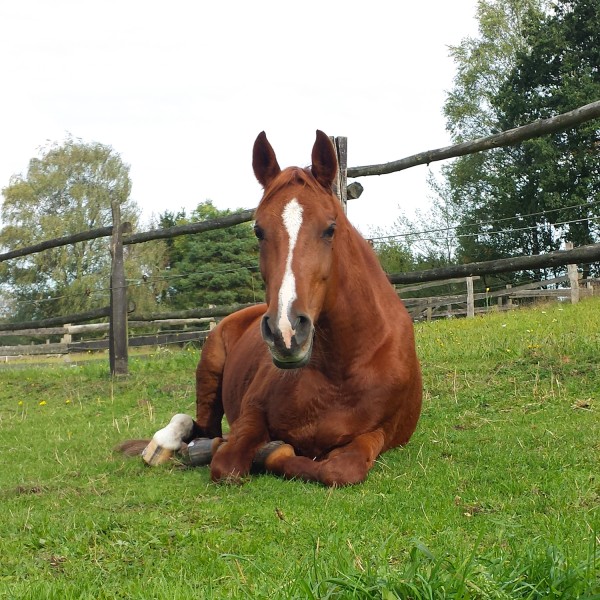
[{"x1": 0, "y1": 0, "x2": 479, "y2": 236}]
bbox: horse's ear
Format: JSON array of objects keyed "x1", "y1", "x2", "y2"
[
  {"x1": 253, "y1": 131, "x2": 281, "y2": 188},
  {"x1": 311, "y1": 130, "x2": 338, "y2": 190}
]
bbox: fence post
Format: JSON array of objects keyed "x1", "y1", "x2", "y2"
[
  {"x1": 60, "y1": 324, "x2": 72, "y2": 345},
  {"x1": 426, "y1": 298, "x2": 433, "y2": 322},
  {"x1": 466, "y1": 276, "x2": 475, "y2": 318},
  {"x1": 109, "y1": 199, "x2": 129, "y2": 376},
  {"x1": 330, "y1": 136, "x2": 348, "y2": 214},
  {"x1": 565, "y1": 242, "x2": 580, "y2": 304}
]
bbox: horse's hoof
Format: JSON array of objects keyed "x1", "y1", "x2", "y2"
[
  {"x1": 252, "y1": 441, "x2": 295, "y2": 472},
  {"x1": 185, "y1": 437, "x2": 225, "y2": 466},
  {"x1": 142, "y1": 438, "x2": 174, "y2": 466}
]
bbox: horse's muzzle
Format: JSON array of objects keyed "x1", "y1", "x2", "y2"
[{"x1": 261, "y1": 313, "x2": 314, "y2": 369}]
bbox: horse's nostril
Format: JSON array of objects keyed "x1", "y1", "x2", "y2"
[
  {"x1": 294, "y1": 314, "x2": 313, "y2": 343},
  {"x1": 294, "y1": 315, "x2": 310, "y2": 329},
  {"x1": 261, "y1": 315, "x2": 275, "y2": 343}
]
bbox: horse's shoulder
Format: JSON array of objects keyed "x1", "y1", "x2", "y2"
[{"x1": 212, "y1": 303, "x2": 265, "y2": 351}]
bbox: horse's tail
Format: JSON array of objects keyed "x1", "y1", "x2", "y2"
[{"x1": 114, "y1": 439, "x2": 150, "y2": 457}]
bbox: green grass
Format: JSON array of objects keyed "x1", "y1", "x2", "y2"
[{"x1": 0, "y1": 301, "x2": 598, "y2": 599}]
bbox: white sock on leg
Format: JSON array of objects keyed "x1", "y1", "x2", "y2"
[
  {"x1": 152, "y1": 413, "x2": 194, "y2": 450},
  {"x1": 142, "y1": 413, "x2": 194, "y2": 465}
]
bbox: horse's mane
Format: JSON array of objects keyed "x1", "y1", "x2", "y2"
[{"x1": 260, "y1": 167, "x2": 331, "y2": 204}]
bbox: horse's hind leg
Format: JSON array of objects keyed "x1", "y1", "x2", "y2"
[
  {"x1": 193, "y1": 327, "x2": 227, "y2": 439},
  {"x1": 116, "y1": 328, "x2": 228, "y2": 465},
  {"x1": 142, "y1": 328, "x2": 228, "y2": 461},
  {"x1": 267, "y1": 429, "x2": 386, "y2": 486}
]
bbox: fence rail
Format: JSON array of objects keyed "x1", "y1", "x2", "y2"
[
  {"x1": 387, "y1": 242, "x2": 600, "y2": 284},
  {"x1": 0, "y1": 316, "x2": 217, "y2": 358},
  {"x1": 2, "y1": 242, "x2": 598, "y2": 364},
  {"x1": 347, "y1": 100, "x2": 600, "y2": 178}
]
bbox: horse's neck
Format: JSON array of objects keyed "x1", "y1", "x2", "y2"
[{"x1": 318, "y1": 228, "x2": 398, "y2": 357}]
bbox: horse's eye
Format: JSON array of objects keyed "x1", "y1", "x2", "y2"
[
  {"x1": 254, "y1": 224, "x2": 265, "y2": 241},
  {"x1": 323, "y1": 223, "x2": 336, "y2": 239}
]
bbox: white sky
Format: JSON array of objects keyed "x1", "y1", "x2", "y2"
[{"x1": 0, "y1": 0, "x2": 479, "y2": 236}]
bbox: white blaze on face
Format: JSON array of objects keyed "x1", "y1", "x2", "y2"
[{"x1": 278, "y1": 198, "x2": 304, "y2": 348}]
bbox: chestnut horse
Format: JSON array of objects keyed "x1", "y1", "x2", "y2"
[{"x1": 123, "y1": 131, "x2": 422, "y2": 486}]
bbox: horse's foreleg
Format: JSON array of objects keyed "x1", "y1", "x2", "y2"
[
  {"x1": 318, "y1": 429, "x2": 386, "y2": 486},
  {"x1": 209, "y1": 409, "x2": 269, "y2": 483},
  {"x1": 268, "y1": 429, "x2": 387, "y2": 486}
]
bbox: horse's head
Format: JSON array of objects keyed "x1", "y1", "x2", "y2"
[{"x1": 252, "y1": 130, "x2": 341, "y2": 369}]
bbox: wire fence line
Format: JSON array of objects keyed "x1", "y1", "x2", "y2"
[{"x1": 368, "y1": 200, "x2": 600, "y2": 243}]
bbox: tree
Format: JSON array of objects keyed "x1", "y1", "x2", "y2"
[
  {"x1": 444, "y1": 0, "x2": 550, "y2": 143},
  {"x1": 439, "y1": 0, "x2": 600, "y2": 282},
  {"x1": 370, "y1": 173, "x2": 467, "y2": 300},
  {"x1": 161, "y1": 201, "x2": 262, "y2": 309},
  {"x1": 370, "y1": 236, "x2": 415, "y2": 275},
  {"x1": 371, "y1": 172, "x2": 460, "y2": 270},
  {"x1": 494, "y1": 0, "x2": 600, "y2": 258},
  {"x1": 440, "y1": 0, "x2": 552, "y2": 284},
  {"x1": 0, "y1": 137, "x2": 166, "y2": 321}
]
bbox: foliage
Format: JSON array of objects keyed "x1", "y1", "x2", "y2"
[
  {"x1": 160, "y1": 201, "x2": 262, "y2": 309},
  {"x1": 125, "y1": 237, "x2": 171, "y2": 315},
  {"x1": 494, "y1": 0, "x2": 600, "y2": 256},
  {"x1": 442, "y1": 0, "x2": 555, "y2": 277},
  {"x1": 0, "y1": 298, "x2": 598, "y2": 598},
  {"x1": 377, "y1": 1, "x2": 551, "y2": 289},
  {"x1": 437, "y1": 0, "x2": 600, "y2": 284},
  {"x1": 371, "y1": 173, "x2": 466, "y2": 300},
  {"x1": 444, "y1": 0, "x2": 551, "y2": 143},
  {"x1": 372, "y1": 174, "x2": 459, "y2": 273},
  {"x1": 0, "y1": 138, "x2": 167, "y2": 321},
  {"x1": 371, "y1": 237, "x2": 415, "y2": 274}
]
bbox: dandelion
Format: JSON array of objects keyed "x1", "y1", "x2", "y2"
[
  {"x1": 18, "y1": 400, "x2": 23, "y2": 406},
  {"x1": 65, "y1": 399, "x2": 71, "y2": 404},
  {"x1": 39, "y1": 400, "x2": 47, "y2": 406}
]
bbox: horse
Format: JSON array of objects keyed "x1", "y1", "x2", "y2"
[{"x1": 119, "y1": 130, "x2": 422, "y2": 486}]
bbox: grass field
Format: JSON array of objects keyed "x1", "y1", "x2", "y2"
[{"x1": 0, "y1": 299, "x2": 599, "y2": 599}]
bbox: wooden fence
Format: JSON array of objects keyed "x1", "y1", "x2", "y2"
[
  {"x1": 1, "y1": 101, "x2": 600, "y2": 373},
  {"x1": 400, "y1": 274, "x2": 599, "y2": 321},
  {"x1": 0, "y1": 318, "x2": 216, "y2": 359},
  {"x1": 1, "y1": 267, "x2": 596, "y2": 363},
  {"x1": 1, "y1": 243, "x2": 599, "y2": 366}
]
